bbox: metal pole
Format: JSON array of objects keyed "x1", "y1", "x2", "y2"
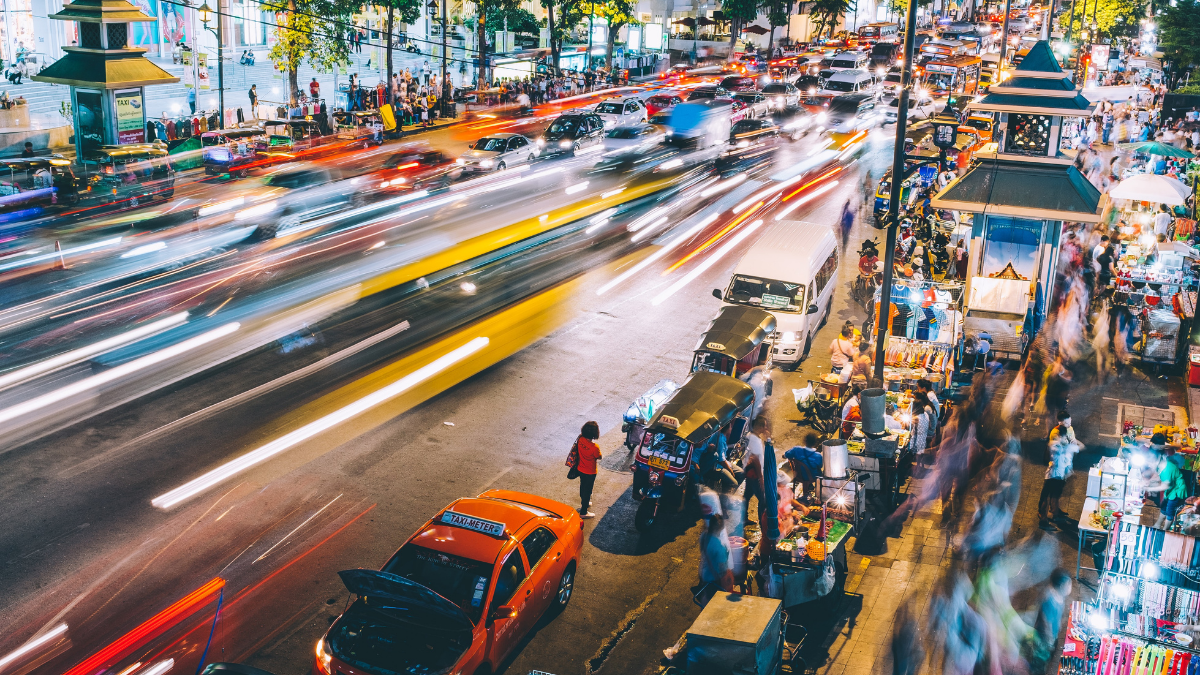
[
  {"x1": 1066, "y1": 0, "x2": 1077, "y2": 41},
  {"x1": 217, "y1": 0, "x2": 224, "y2": 120},
  {"x1": 998, "y1": 0, "x2": 1012, "y2": 73},
  {"x1": 874, "y1": 0, "x2": 920, "y2": 385},
  {"x1": 587, "y1": 1, "x2": 594, "y2": 72}
]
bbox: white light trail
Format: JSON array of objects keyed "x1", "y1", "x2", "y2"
[
  {"x1": 0, "y1": 312, "x2": 189, "y2": 392},
  {"x1": 774, "y1": 181, "x2": 840, "y2": 221},
  {"x1": 700, "y1": 173, "x2": 747, "y2": 197},
  {"x1": 807, "y1": 138, "x2": 834, "y2": 156},
  {"x1": 651, "y1": 219, "x2": 765, "y2": 306},
  {"x1": 731, "y1": 171, "x2": 812, "y2": 214},
  {"x1": 597, "y1": 214, "x2": 718, "y2": 296},
  {"x1": 565, "y1": 181, "x2": 590, "y2": 195},
  {"x1": 657, "y1": 158, "x2": 683, "y2": 170},
  {"x1": 0, "y1": 237, "x2": 122, "y2": 273},
  {"x1": 120, "y1": 242, "x2": 168, "y2": 259},
  {"x1": 138, "y1": 659, "x2": 175, "y2": 675},
  {"x1": 197, "y1": 197, "x2": 245, "y2": 216},
  {"x1": 234, "y1": 201, "x2": 278, "y2": 221},
  {"x1": 627, "y1": 207, "x2": 666, "y2": 233},
  {"x1": 0, "y1": 623, "x2": 68, "y2": 671},
  {"x1": 151, "y1": 337, "x2": 490, "y2": 509},
  {"x1": 601, "y1": 187, "x2": 627, "y2": 198},
  {"x1": 630, "y1": 216, "x2": 670, "y2": 243},
  {"x1": 0, "y1": 322, "x2": 239, "y2": 427}
]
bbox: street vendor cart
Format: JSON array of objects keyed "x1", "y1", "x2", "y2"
[{"x1": 333, "y1": 110, "x2": 385, "y2": 148}]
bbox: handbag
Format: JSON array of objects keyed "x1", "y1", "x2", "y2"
[{"x1": 565, "y1": 438, "x2": 580, "y2": 480}]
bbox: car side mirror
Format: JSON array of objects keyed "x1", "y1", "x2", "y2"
[
  {"x1": 807, "y1": 304, "x2": 819, "y2": 314},
  {"x1": 489, "y1": 605, "x2": 516, "y2": 622},
  {"x1": 713, "y1": 289, "x2": 723, "y2": 300}
]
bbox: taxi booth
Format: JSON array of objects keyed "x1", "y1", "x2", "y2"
[{"x1": 931, "y1": 40, "x2": 1102, "y2": 360}]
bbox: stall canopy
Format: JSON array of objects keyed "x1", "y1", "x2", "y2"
[
  {"x1": 1108, "y1": 173, "x2": 1192, "y2": 205},
  {"x1": 932, "y1": 158, "x2": 1103, "y2": 222},
  {"x1": 1116, "y1": 141, "x2": 1194, "y2": 159}
]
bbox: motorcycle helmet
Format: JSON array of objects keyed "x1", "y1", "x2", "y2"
[{"x1": 874, "y1": 260, "x2": 885, "y2": 274}]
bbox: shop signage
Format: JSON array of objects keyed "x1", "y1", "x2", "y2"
[
  {"x1": 198, "y1": 53, "x2": 210, "y2": 89},
  {"x1": 1091, "y1": 44, "x2": 1111, "y2": 70},
  {"x1": 115, "y1": 89, "x2": 145, "y2": 144},
  {"x1": 440, "y1": 510, "x2": 506, "y2": 537}
]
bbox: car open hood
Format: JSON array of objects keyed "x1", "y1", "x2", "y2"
[{"x1": 338, "y1": 569, "x2": 473, "y2": 632}]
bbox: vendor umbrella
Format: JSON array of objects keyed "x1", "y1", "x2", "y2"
[
  {"x1": 1116, "y1": 141, "x2": 1195, "y2": 158},
  {"x1": 742, "y1": 24, "x2": 769, "y2": 34},
  {"x1": 672, "y1": 17, "x2": 696, "y2": 27},
  {"x1": 696, "y1": 16, "x2": 717, "y2": 25},
  {"x1": 1109, "y1": 173, "x2": 1193, "y2": 205}
]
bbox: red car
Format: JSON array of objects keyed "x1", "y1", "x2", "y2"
[
  {"x1": 314, "y1": 490, "x2": 584, "y2": 675},
  {"x1": 660, "y1": 64, "x2": 690, "y2": 83},
  {"x1": 645, "y1": 93, "x2": 683, "y2": 116}
]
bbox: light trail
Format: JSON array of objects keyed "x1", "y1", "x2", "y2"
[
  {"x1": 651, "y1": 219, "x2": 765, "y2": 306},
  {"x1": 665, "y1": 202, "x2": 762, "y2": 273},
  {"x1": 782, "y1": 166, "x2": 845, "y2": 201},
  {"x1": 0, "y1": 623, "x2": 68, "y2": 671},
  {"x1": 120, "y1": 242, "x2": 168, "y2": 259},
  {"x1": 596, "y1": 214, "x2": 719, "y2": 296},
  {"x1": 0, "y1": 237, "x2": 122, "y2": 274},
  {"x1": 630, "y1": 216, "x2": 670, "y2": 243},
  {"x1": 151, "y1": 336, "x2": 490, "y2": 509},
  {"x1": 0, "y1": 312, "x2": 188, "y2": 392},
  {"x1": 0, "y1": 322, "x2": 240, "y2": 426},
  {"x1": 699, "y1": 173, "x2": 747, "y2": 197},
  {"x1": 774, "y1": 180, "x2": 841, "y2": 220}
]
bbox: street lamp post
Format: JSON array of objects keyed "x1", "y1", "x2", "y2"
[
  {"x1": 873, "y1": 0, "x2": 920, "y2": 384},
  {"x1": 197, "y1": 0, "x2": 224, "y2": 120},
  {"x1": 428, "y1": 0, "x2": 449, "y2": 118}
]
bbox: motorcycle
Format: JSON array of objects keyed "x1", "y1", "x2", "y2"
[{"x1": 851, "y1": 238, "x2": 881, "y2": 307}]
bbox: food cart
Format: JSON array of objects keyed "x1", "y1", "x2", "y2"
[
  {"x1": 333, "y1": 110, "x2": 385, "y2": 148},
  {"x1": 685, "y1": 592, "x2": 795, "y2": 675}
]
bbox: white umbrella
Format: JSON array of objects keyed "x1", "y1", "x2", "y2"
[{"x1": 1109, "y1": 174, "x2": 1192, "y2": 205}]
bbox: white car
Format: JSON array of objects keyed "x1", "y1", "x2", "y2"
[
  {"x1": 593, "y1": 97, "x2": 648, "y2": 129},
  {"x1": 733, "y1": 91, "x2": 771, "y2": 119},
  {"x1": 822, "y1": 94, "x2": 882, "y2": 133},
  {"x1": 603, "y1": 124, "x2": 667, "y2": 152},
  {"x1": 761, "y1": 82, "x2": 800, "y2": 110},
  {"x1": 455, "y1": 132, "x2": 538, "y2": 172},
  {"x1": 884, "y1": 96, "x2": 937, "y2": 123}
]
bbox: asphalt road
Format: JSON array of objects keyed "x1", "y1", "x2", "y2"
[{"x1": 0, "y1": 114, "x2": 899, "y2": 675}]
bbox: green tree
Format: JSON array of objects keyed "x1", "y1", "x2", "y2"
[
  {"x1": 1061, "y1": 0, "x2": 1145, "y2": 42},
  {"x1": 1161, "y1": 0, "x2": 1200, "y2": 87},
  {"x1": 593, "y1": 0, "x2": 638, "y2": 68},
  {"x1": 475, "y1": 0, "x2": 526, "y2": 84},
  {"x1": 540, "y1": 0, "x2": 587, "y2": 72},
  {"x1": 486, "y1": 6, "x2": 539, "y2": 37},
  {"x1": 810, "y1": 0, "x2": 852, "y2": 37},
  {"x1": 723, "y1": 0, "x2": 759, "y2": 51},
  {"x1": 265, "y1": 0, "x2": 359, "y2": 98},
  {"x1": 766, "y1": 0, "x2": 788, "y2": 52}
]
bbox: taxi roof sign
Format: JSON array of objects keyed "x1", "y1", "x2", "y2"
[
  {"x1": 441, "y1": 510, "x2": 506, "y2": 538},
  {"x1": 705, "y1": 342, "x2": 727, "y2": 351},
  {"x1": 658, "y1": 415, "x2": 681, "y2": 430}
]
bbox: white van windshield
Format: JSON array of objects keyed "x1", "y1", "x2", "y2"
[{"x1": 724, "y1": 275, "x2": 804, "y2": 312}]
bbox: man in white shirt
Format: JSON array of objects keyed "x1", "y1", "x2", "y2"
[
  {"x1": 1154, "y1": 205, "x2": 1174, "y2": 237},
  {"x1": 743, "y1": 417, "x2": 771, "y2": 527}
]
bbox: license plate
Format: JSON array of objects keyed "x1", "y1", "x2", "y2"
[{"x1": 648, "y1": 456, "x2": 670, "y2": 470}]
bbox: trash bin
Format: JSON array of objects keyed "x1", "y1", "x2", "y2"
[{"x1": 1190, "y1": 353, "x2": 1200, "y2": 386}]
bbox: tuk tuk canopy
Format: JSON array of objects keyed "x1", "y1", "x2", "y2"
[
  {"x1": 647, "y1": 371, "x2": 755, "y2": 444},
  {"x1": 693, "y1": 306, "x2": 777, "y2": 361}
]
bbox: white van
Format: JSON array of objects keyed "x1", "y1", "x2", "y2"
[
  {"x1": 828, "y1": 51, "x2": 870, "y2": 71},
  {"x1": 715, "y1": 220, "x2": 838, "y2": 367},
  {"x1": 820, "y1": 69, "x2": 876, "y2": 96}
]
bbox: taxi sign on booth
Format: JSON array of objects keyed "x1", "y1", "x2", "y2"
[{"x1": 441, "y1": 510, "x2": 506, "y2": 538}]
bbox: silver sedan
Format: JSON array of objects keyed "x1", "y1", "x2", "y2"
[{"x1": 455, "y1": 132, "x2": 538, "y2": 172}]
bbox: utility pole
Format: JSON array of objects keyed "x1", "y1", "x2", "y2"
[
  {"x1": 441, "y1": 0, "x2": 449, "y2": 116},
  {"x1": 997, "y1": 0, "x2": 1012, "y2": 74},
  {"x1": 197, "y1": 0, "x2": 224, "y2": 120},
  {"x1": 873, "y1": 0, "x2": 920, "y2": 385}
]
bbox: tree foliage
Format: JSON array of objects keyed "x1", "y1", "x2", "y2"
[
  {"x1": 265, "y1": 0, "x2": 359, "y2": 97},
  {"x1": 377, "y1": 0, "x2": 420, "y2": 92},
  {"x1": 486, "y1": 6, "x2": 539, "y2": 36},
  {"x1": 542, "y1": 0, "x2": 588, "y2": 71},
  {"x1": 811, "y1": 0, "x2": 852, "y2": 38},
  {"x1": 593, "y1": 0, "x2": 638, "y2": 67},
  {"x1": 1162, "y1": 0, "x2": 1200, "y2": 87},
  {"x1": 722, "y1": 0, "x2": 759, "y2": 50},
  {"x1": 1061, "y1": 0, "x2": 1145, "y2": 42}
]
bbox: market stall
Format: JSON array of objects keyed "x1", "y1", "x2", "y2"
[{"x1": 875, "y1": 279, "x2": 964, "y2": 390}]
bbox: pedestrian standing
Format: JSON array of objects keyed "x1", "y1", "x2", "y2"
[
  {"x1": 247, "y1": 84, "x2": 258, "y2": 119},
  {"x1": 1154, "y1": 203, "x2": 1174, "y2": 238},
  {"x1": 743, "y1": 416, "x2": 770, "y2": 528},
  {"x1": 1039, "y1": 410, "x2": 1080, "y2": 530},
  {"x1": 828, "y1": 324, "x2": 857, "y2": 376},
  {"x1": 187, "y1": 86, "x2": 196, "y2": 114},
  {"x1": 574, "y1": 421, "x2": 601, "y2": 518},
  {"x1": 697, "y1": 513, "x2": 733, "y2": 606}
]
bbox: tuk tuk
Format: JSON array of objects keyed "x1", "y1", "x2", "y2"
[
  {"x1": 334, "y1": 110, "x2": 384, "y2": 147},
  {"x1": 631, "y1": 371, "x2": 756, "y2": 531},
  {"x1": 260, "y1": 119, "x2": 326, "y2": 156},
  {"x1": 202, "y1": 127, "x2": 265, "y2": 177},
  {"x1": 0, "y1": 156, "x2": 80, "y2": 216},
  {"x1": 692, "y1": 305, "x2": 777, "y2": 377},
  {"x1": 83, "y1": 143, "x2": 175, "y2": 207}
]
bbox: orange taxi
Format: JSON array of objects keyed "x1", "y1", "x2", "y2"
[{"x1": 314, "y1": 490, "x2": 584, "y2": 675}]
